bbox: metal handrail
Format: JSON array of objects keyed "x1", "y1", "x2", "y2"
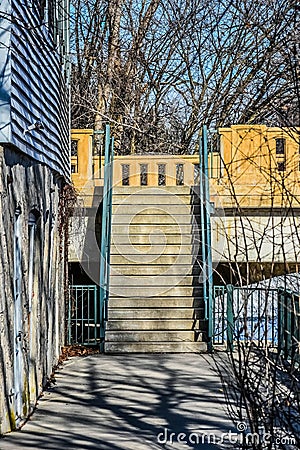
[
  {"x1": 99, "y1": 124, "x2": 114, "y2": 351},
  {"x1": 199, "y1": 125, "x2": 214, "y2": 352}
]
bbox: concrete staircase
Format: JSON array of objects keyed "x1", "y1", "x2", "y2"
[{"x1": 105, "y1": 186, "x2": 206, "y2": 353}]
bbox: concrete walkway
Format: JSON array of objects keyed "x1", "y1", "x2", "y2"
[{"x1": 0, "y1": 354, "x2": 237, "y2": 450}]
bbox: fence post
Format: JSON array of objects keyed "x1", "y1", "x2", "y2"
[
  {"x1": 67, "y1": 287, "x2": 72, "y2": 345},
  {"x1": 226, "y1": 284, "x2": 234, "y2": 352},
  {"x1": 99, "y1": 124, "x2": 112, "y2": 352},
  {"x1": 294, "y1": 294, "x2": 300, "y2": 364},
  {"x1": 278, "y1": 287, "x2": 285, "y2": 357},
  {"x1": 199, "y1": 125, "x2": 214, "y2": 353}
]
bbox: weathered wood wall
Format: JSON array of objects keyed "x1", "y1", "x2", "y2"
[{"x1": 0, "y1": 146, "x2": 67, "y2": 433}]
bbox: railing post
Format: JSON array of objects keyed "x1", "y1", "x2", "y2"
[
  {"x1": 278, "y1": 287, "x2": 285, "y2": 357},
  {"x1": 199, "y1": 130, "x2": 207, "y2": 319},
  {"x1": 294, "y1": 294, "x2": 300, "y2": 364},
  {"x1": 285, "y1": 291, "x2": 292, "y2": 360},
  {"x1": 99, "y1": 124, "x2": 112, "y2": 352},
  {"x1": 67, "y1": 287, "x2": 72, "y2": 345},
  {"x1": 104, "y1": 137, "x2": 114, "y2": 324},
  {"x1": 199, "y1": 125, "x2": 214, "y2": 352},
  {"x1": 226, "y1": 284, "x2": 234, "y2": 352}
]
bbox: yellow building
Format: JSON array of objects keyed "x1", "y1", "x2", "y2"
[
  {"x1": 70, "y1": 125, "x2": 300, "y2": 283},
  {"x1": 71, "y1": 125, "x2": 300, "y2": 204},
  {"x1": 214, "y1": 124, "x2": 300, "y2": 208}
]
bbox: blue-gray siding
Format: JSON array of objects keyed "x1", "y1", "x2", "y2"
[{"x1": 0, "y1": 0, "x2": 70, "y2": 178}]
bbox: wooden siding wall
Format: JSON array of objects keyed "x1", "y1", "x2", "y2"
[
  {"x1": 0, "y1": 0, "x2": 70, "y2": 178},
  {"x1": 0, "y1": 0, "x2": 11, "y2": 140}
]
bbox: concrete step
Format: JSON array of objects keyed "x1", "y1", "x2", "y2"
[
  {"x1": 110, "y1": 264, "x2": 198, "y2": 276},
  {"x1": 110, "y1": 254, "x2": 193, "y2": 265},
  {"x1": 105, "y1": 330, "x2": 201, "y2": 342},
  {"x1": 113, "y1": 195, "x2": 192, "y2": 205},
  {"x1": 108, "y1": 285, "x2": 201, "y2": 297},
  {"x1": 111, "y1": 234, "x2": 193, "y2": 245},
  {"x1": 111, "y1": 224, "x2": 193, "y2": 234},
  {"x1": 106, "y1": 319, "x2": 202, "y2": 331},
  {"x1": 112, "y1": 214, "x2": 194, "y2": 225},
  {"x1": 109, "y1": 275, "x2": 195, "y2": 287},
  {"x1": 110, "y1": 243, "x2": 193, "y2": 255},
  {"x1": 113, "y1": 186, "x2": 192, "y2": 195},
  {"x1": 108, "y1": 297, "x2": 203, "y2": 308},
  {"x1": 106, "y1": 186, "x2": 206, "y2": 353},
  {"x1": 104, "y1": 341, "x2": 206, "y2": 353},
  {"x1": 108, "y1": 308, "x2": 202, "y2": 320},
  {"x1": 112, "y1": 205, "x2": 194, "y2": 215}
]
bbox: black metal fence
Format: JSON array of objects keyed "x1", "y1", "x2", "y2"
[{"x1": 67, "y1": 285, "x2": 100, "y2": 345}]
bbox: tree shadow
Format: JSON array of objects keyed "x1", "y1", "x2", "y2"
[{"x1": 0, "y1": 354, "x2": 235, "y2": 449}]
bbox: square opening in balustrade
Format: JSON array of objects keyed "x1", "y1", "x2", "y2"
[
  {"x1": 176, "y1": 164, "x2": 184, "y2": 185},
  {"x1": 140, "y1": 164, "x2": 148, "y2": 186},
  {"x1": 121, "y1": 164, "x2": 130, "y2": 186},
  {"x1": 158, "y1": 164, "x2": 166, "y2": 186}
]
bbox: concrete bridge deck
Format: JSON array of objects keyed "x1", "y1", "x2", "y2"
[{"x1": 0, "y1": 354, "x2": 236, "y2": 450}]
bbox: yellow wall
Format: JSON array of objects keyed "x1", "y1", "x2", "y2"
[
  {"x1": 214, "y1": 125, "x2": 300, "y2": 208},
  {"x1": 71, "y1": 125, "x2": 300, "y2": 209}
]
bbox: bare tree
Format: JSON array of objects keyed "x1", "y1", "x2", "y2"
[
  {"x1": 211, "y1": 124, "x2": 300, "y2": 449},
  {"x1": 71, "y1": 0, "x2": 299, "y2": 154}
]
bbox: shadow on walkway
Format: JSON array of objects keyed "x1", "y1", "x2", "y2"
[{"x1": 0, "y1": 354, "x2": 236, "y2": 450}]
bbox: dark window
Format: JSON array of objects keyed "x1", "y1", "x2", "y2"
[
  {"x1": 140, "y1": 164, "x2": 148, "y2": 186},
  {"x1": 277, "y1": 161, "x2": 285, "y2": 172},
  {"x1": 209, "y1": 133, "x2": 220, "y2": 153},
  {"x1": 122, "y1": 164, "x2": 130, "y2": 186},
  {"x1": 71, "y1": 140, "x2": 78, "y2": 173},
  {"x1": 275, "y1": 138, "x2": 286, "y2": 155},
  {"x1": 158, "y1": 164, "x2": 166, "y2": 186},
  {"x1": 176, "y1": 164, "x2": 184, "y2": 186},
  {"x1": 71, "y1": 140, "x2": 78, "y2": 156}
]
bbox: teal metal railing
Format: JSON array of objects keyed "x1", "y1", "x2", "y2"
[
  {"x1": 213, "y1": 285, "x2": 226, "y2": 346},
  {"x1": 199, "y1": 125, "x2": 214, "y2": 352},
  {"x1": 99, "y1": 124, "x2": 114, "y2": 351},
  {"x1": 214, "y1": 285, "x2": 300, "y2": 363},
  {"x1": 214, "y1": 285, "x2": 278, "y2": 349},
  {"x1": 68, "y1": 285, "x2": 99, "y2": 345},
  {"x1": 278, "y1": 288, "x2": 300, "y2": 363}
]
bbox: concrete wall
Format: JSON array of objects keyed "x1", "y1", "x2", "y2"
[
  {"x1": 212, "y1": 212, "x2": 300, "y2": 264},
  {"x1": 0, "y1": 146, "x2": 67, "y2": 434}
]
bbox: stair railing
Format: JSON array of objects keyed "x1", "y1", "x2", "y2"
[
  {"x1": 199, "y1": 125, "x2": 214, "y2": 352},
  {"x1": 99, "y1": 124, "x2": 114, "y2": 351}
]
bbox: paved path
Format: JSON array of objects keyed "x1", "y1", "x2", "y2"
[{"x1": 0, "y1": 354, "x2": 236, "y2": 450}]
